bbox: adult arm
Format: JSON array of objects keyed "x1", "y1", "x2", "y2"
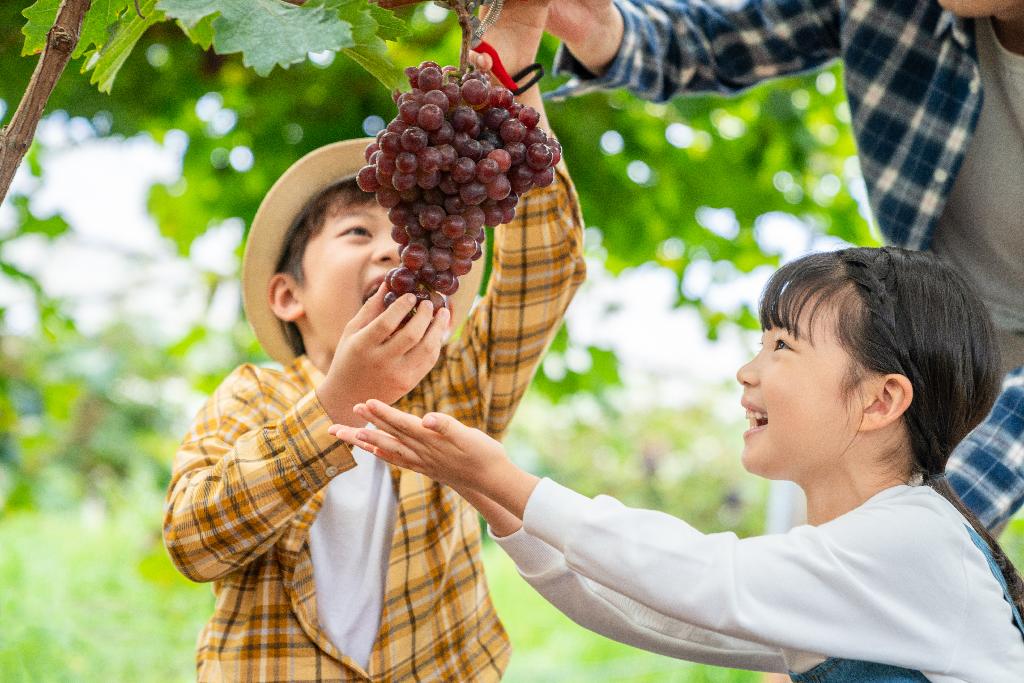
[
  {"x1": 947, "y1": 366, "x2": 1024, "y2": 530},
  {"x1": 549, "y1": 0, "x2": 843, "y2": 102}
]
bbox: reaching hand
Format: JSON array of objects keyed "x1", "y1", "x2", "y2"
[
  {"x1": 316, "y1": 287, "x2": 452, "y2": 427},
  {"x1": 543, "y1": 0, "x2": 617, "y2": 46},
  {"x1": 328, "y1": 399, "x2": 508, "y2": 491}
]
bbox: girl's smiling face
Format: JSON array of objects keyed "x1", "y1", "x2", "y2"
[{"x1": 735, "y1": 307, "x2": 865, "y2": 485}]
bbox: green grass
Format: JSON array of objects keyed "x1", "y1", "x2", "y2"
[
  {"x1": 7, "y1": 494, "x2": 1018, "y2": 682},
  {"x1": 0, "y1": 494, "x2": 756, "y2": 682}
]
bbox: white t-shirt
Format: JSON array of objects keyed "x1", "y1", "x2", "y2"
[
  {"x1": 308, "y1": 439, "x2": 396, "y2": 670},
  {"x1": 495, "y1": 479, "x2": 1024, "y2": 681},
  {"x1": 932, "y1": 18, "x2": 1024, "y2": 336}
]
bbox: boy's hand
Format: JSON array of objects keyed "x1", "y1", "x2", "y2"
[
  {"x1": 328, "y1": 399, "x2": 509, "y2": 492},
  {"x1": 316, "y1": 287, "x2": 451, "y2": 427}
]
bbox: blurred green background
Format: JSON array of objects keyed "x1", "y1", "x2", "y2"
[{"x1": 2, "y1": 2, "x2": 1022, "y2": 681}]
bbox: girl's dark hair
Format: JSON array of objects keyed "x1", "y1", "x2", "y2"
[
  {"x1": 274, "y1": 177, "x2": 373, "y2": 356},
  {"x1": 759, "y1": 246, "x2": 1023, "y2": 615}
]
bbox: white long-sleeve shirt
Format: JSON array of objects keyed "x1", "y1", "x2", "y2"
[{"x1": 494, "y1": 479, "x2": 1024, "y2": 681}]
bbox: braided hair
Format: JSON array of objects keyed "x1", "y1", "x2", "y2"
[{"x1": 759, "y1": 246, "x2": 1023, "y2": 615}]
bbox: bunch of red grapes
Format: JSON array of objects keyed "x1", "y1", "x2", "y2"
[{"x1": 357, "y1": 60, "x2": 561, "y2": 309}]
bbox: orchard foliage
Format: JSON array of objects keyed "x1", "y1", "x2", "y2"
[{"x1": 1, "y1": 1, "x2": 872, "y2": 510}]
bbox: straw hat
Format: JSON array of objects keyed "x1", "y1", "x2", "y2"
[{"x1": 242, "y1": 138, "x2": 485, "y2": 365}]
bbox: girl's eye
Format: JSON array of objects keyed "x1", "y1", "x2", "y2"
[{"x1": 340, "y1": 226, "x2": 371, "y2": 238}]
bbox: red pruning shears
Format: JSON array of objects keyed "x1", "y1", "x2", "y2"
[{"x1": 472, "y1": 40, "x2": 544, "y2": 96}]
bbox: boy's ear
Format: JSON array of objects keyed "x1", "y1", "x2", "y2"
[
  {"x1": 859, "y1": 373, "x2": 913, "y2": 433},
  {"x1": 268, "y1": 273, "x2": 305, "y2": 323}
]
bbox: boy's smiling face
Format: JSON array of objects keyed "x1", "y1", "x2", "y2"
[
  {"x1": 271, "y1": 199, "x2": 399, "y2": 371},
  {"x1": 735, "y1": 307, "x2": 863, "y2": 485}
]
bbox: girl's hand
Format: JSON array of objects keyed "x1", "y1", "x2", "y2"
[{"x1": 327, "y1": 399, "x2": 508, "y2": 491}]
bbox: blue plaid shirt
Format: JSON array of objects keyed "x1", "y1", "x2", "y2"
[{"x1": 550, "y1": 0, "x2": 1024, "y2": 527}]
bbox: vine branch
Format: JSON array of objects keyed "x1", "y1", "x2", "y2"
[{"x1": 0, "y1": 0, "x2": 91, "y2": 206}]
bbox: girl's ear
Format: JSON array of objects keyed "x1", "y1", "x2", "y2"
[
  {"x1": 268, "y1": 273, "x2": 305, "y2": 323},
  {"x1": 859, "y1": 373, "x2": 913, "y2": 433}
]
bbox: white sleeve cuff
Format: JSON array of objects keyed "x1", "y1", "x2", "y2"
[
  {"x1": 522, "y1": 477, "x2": 594, "y2": 552},
  {"x1": 489, "y1": 524, "x2": 566, "y2": 577}
]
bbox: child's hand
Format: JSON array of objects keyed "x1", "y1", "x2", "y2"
[
  {"x1": 328, "y1": 399, "x2": 508, "y2": 491},
  {"x1": 316, "y1": 287, "x2": 451, "y2": 427}
]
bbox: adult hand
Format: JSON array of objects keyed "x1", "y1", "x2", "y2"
[
  {"x1": 543, "y1": 0, "x2": 624, "y2": 77},
  {"x1": 316, "y1": 287, "x2": 451, "y2": 427}
]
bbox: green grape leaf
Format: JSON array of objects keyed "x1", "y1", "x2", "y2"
[
  {"x1": 363, "y1": 1, "x2": 407, "y2": 42},
  {"x1": 86, "y1": 0, "x2": 163, "y2": 92},
  {"x1": 20, "y1": 0, "x2": 61, "y2": 55},
  {"x1": 75, "y1": 0, "x2": 132, "y2": 58},
  {"x1": 176, "y1": 14, "x2": 215, "y2": 50},
  {"x1": 159, "y1": 0, "x2": 356, "y2": 77},
  {"x1": 331, "y1": 0, "x2": 406, "y2": 90}
]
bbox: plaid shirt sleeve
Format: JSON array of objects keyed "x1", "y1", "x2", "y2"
[
  {"x1": 947, "y1": 367, "x2": 1024, "y2": 530},
  {"x1": 411, "y1": 165, "x2": 587, "y2": 438},
  {"x1": 163, "y1": 366, "x2": 355, "y2": 582},
  {"x1": 550, "y1": 0, "x2": 842, "y2": 102}
]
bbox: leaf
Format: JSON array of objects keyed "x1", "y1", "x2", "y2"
[
  {"x1": 20, "y1": 0, "x2": 61, "y2": 56},
  {"x1": 159, "y1": 0, "x2": 356, "y2": 77},
  {"x1": 87, "y1": 0, "x2": 163, "y2": 93},
  {"x1": 176, "y1": 14, "x2": 215, "y2": 50},
  {"x1": 363, "y1": 1, "x2": 407, "y2": 42},
  {"x1": 332, "y1": 0, "x2": 405, "y2": 90},
  {"x1": 75, "y1": 0, "x2": 132, "y2": 58}
]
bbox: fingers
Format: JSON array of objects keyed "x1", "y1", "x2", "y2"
[
  {"x1": 411, "y1": 305, "x2": 450, "y2": 359},
  {"x1": 421, "y1": 411, "x2": 459, "y2": 437},
  {"x1": 330, "y1": 423, "x2": 426, "y2": 472},
  {"x1": 355, "y1": 399, "x2": 431, "y2": 443},
  {"x1": 347, "y1": 283, "x2": 389, "y2": 331},
  {"x1": 362, "y1": 292, "x2": 419, "y2": 344},
  {"x1": 469, "y1": 51, "x2": 494, "y2": 73},
  {"x1": 385, "y1": 299, "x2": 435, "y2": 354}
]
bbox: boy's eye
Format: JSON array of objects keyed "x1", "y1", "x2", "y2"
[
  {"x1": 339, "y1": 226, "x2": 371, "y2": 238},
  {"x1": 774, "y1": 338, "x2": 790, "y2": 351}
]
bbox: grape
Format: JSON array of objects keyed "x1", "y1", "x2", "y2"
[
  {"x1": 423, "y1": 89, "x2": 449, "y2": 109},
  {"x1": 364, "y1": 60, "x2": 562, "y2": 309},
  {"x1": 461, "y1": 79, "x2": 489, "y2": 107},
  {"x1": 417, "y1": 104, "x2": 445, "y2": 131},
  {"x1": 401, "y1": 243, "x2": 429, "y2": 271},
  {"x1": 357, "y1": 165, "x2": 380, "y2": 192},
  {"x1": 387, "y1": 267, "x2": 418, "y2": 295},
  {"x1": 499, "y1": 119, "x2": 526, "y2": 143},
  {"x1": 400, "y1": 127, "x2": 428, "y2": 152},
  {"x1": 395, "y1": 152, "x2": 418, "y2": 174},
  {"x1": 476, "y1": 158, "x2": 500, "y2": 183},
  {"x1": 527, "y1": 143, "x2": 553, "y2": 170}
]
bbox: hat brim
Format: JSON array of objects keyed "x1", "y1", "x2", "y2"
[{"x1": 242, "y1": 138, "x2": 485, "y2": 366}]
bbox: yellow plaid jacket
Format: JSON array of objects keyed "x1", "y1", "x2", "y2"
[{"x1": 163, "y1": 169, "x2": 585, "y2": 682}]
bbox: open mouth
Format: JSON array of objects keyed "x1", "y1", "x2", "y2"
[
  {"x1": 745, "y1": 410, "x2": 768, "y2": 431},
  {"x1": 363, "y1": 276, "x2": 386, "y2": 304}
]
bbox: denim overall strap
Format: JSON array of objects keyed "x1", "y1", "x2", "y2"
[
  {"x1": 964, "y1": 524, "x2": 1024, "y2": 640},
  {"x1": 789, "y1": 658, "x2": 929, "y2": 682}
]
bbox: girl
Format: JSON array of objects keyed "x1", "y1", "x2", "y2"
[{"x1": 329, "y1": 247, "x2": 1024, "y2": 681}]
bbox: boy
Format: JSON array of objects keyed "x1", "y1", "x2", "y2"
[{"x1": 162, "y1": 20, "x2": 586, "y2": 679}]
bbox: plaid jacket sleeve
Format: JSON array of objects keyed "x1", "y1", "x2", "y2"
[
  {"x1": 947, "y1": 367, "x2": 1024, "y2": 530},
  {"x1": 163, "y1": 365, "x2": 354, "y2": 582},
  {"x1": 414, "y1": 166, "x2": 587, "y2": 438},
  {"x1": 550, "y1": 0, "x2": 842, "y2": 102}
]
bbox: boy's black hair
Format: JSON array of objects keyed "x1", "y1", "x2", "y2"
[
  {"x1": 758, "y1": 246, "x2": 1023, "y2": 616},
  {"x1": 274, "y1": 178, "x2": 376, "y2": 356}
]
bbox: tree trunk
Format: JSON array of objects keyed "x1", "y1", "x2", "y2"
[{"x1": 0, "y1": 0, "x2": 91, "y2": 206}]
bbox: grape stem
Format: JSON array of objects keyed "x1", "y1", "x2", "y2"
[{"x1": 452, "y1": 1, "x2": 475, "y2": 74}]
